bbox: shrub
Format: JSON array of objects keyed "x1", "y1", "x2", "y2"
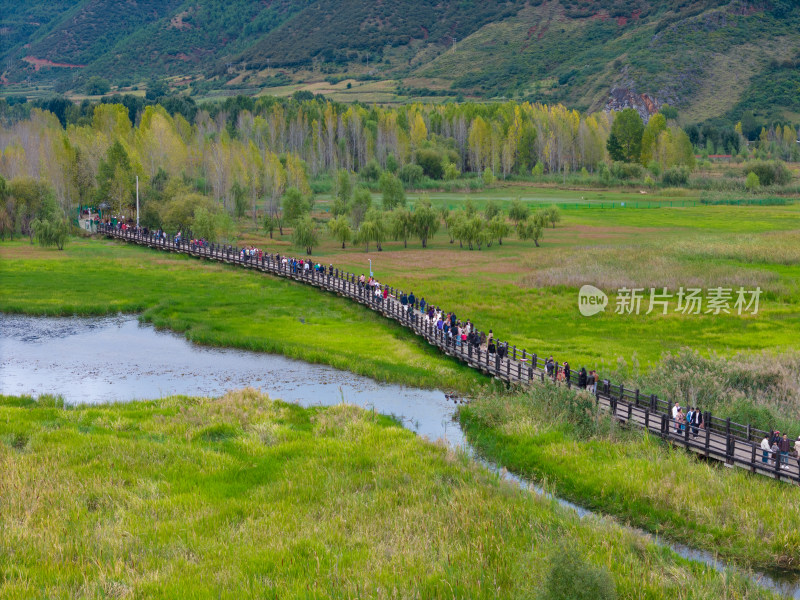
[
  {"x1": 743, "y1": 160, "x2": 791, "y2": 186},
  {"x1": 610, "y1": 161, "x2": 642, "y2": 180},
  {"x1": 398, "y1": 164, "x2": 424, "y2": 186},
  {"x1": 540, "y1": 547, "x2": 617, "y2": 600},
  {"x1": 443, "y1": 161, "x2": 460, "y2": 181},
  {"x1": 415, "y1": 149, "x2": 444, "y2": 179},
  {"x1": 360, "y1": 159, "x2": 382, "y2": 182},
  {"x1": 662, "y1": 166, "x2": 690, "y2": 186},
  {"x1": 647, "y1": 161, "x2": 662, "y2": 177},
  {"x1": 745, "y1": 171, "x2": 760, "y2": 191}
]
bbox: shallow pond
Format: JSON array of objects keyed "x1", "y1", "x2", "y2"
[{"x1": 1, "y1": 314, "x2": 797, "y2": 597}]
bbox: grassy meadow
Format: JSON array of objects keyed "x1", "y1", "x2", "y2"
[
  {"x1": 459, "y1": 384, "x2": 800, "y2": 573},
  {"x1": 0, "y1": 391, "x2": 783, "y2": 599},
  {"x1": 5, "y1": 190, "x2": 800, "y2": 418},
  {"x1": 0, "y1": 239, "x2": 486, "y2": 393},
  {"x1": 246, "y1": 194, "x2": 800, "y2": 423}
]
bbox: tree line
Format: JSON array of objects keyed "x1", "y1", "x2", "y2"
[{"x1": 0, "y1": 96, "x2": 695, "y2": 247}]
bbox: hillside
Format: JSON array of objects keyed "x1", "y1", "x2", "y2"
[{"x1": 1, "y1": 0, "x2": 798, "y2": 125}]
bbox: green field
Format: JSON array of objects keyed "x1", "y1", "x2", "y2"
[
  {"x1": 260, "y1": 199, "x2": 800, "y2": 380},
  {"x1": 0, "y1": 239, "x2": 486, "y2": 393},
  {"x1": 460, "y1": 385, "x2": 800, "y2": 573},
  {"x1": 0, "y1": 392, "x2": 782, "y2": 599},
  {"x1": 6, "y1": 198, "x2": 800, "y2": 409},
  {"x1": 4, "y1": 195, "x2": 800, "y2": 585}
]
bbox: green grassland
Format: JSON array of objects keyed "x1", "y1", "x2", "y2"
[
  {"x1": 289, "y1": 199, "x2": 800, "y2": 381},
  {"x1": 6, "y1": 197, "x2": 800, "y2": 410},
  {"x1": 0, "y1": 391, "x2": 783, "y2": 599},
  {"x1": 0, "y1": 239, "x2": 486, "y2": 393},
  {"x1": 459, "y1": 384, "x2": 800, "y2": 573}
]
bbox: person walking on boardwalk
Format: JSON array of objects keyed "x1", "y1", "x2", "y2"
[
  {"x1": 780, "y1": 434, "x2": 791, "y2": 468},
  {"x1": 771, "y1": 439, "x2": 780, "y2": 467},
  {"x1": 408, "y1": 292, "x2": 416, "y2": 314},
  {"x1": 692, "y1": 408, "x2": 702, "y2": 436},
  {"x1": 563, "y1": 362, "x2": 571, "y2": 385},
  {"x1": 578, "y1": 367, "x2": 587, "y2": 389},
  {"x1": 761, "y1": 435, "x2": 772, "y2": 464}
]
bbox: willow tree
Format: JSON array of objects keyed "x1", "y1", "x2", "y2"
[
  {"x1": 292, "y1": 215, "x2": 318, "y2": 255},
  {"x1": 412, "y1": 199, "x2": 439, "y2": 248},
  {"x1": 327, "y1": 215, "x2": 352, "y2": 249}
]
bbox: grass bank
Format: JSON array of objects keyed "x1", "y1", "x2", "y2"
[
  {"x1": 459, "y1": 385, "x2": 800, "y2": 573},
  {"x1": 0, "y1": 391, "x2": 781, "y2": 599},
  {"x1": 0, "y1": 239, "x2": 486, "y2": 393}
]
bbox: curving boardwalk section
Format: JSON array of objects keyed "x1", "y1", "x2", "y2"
[{"x1": 98, "y1": 225, "x2": 799, "y2": 486}]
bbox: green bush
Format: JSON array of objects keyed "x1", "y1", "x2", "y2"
[
  {"x1": 609, "y1": 161, "x2": 642, "y2": 180},
  {"x1": 398, "y1": 163, "x2": 424, "y2": 186},
  {"x1": 662, "y1": 166, "x2": 690, "y2": 186},
  {"x1": 745, "y1": 171, "x2": 760, "y2": 191},
  {"x1": 414, "y1": 149, "x2": 444, "y2": 179},
  {"x1": 540, "y1": 547, "x2": 617, "y2": 600},
  {"x1": 743, "y1": 160, "x2": 791, "y2": 187},
  {"x1": 360, "y1": 159, "x2": 382, "y2": 181}
]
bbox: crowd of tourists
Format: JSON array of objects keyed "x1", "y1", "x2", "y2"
[
  {"x1": 760, "y1": 430, "x2": 800, "y2": 469},
  {"x1": 100, "y1": 223, "x2": 800, "y2": 475},
  {"x1": 671, "y1": 402, "x2": 706, "y2": 436}
]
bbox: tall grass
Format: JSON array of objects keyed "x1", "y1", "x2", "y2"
[
  {"x1": 611, "y1": 349, "x2": 800, "y2": 432},
  {"x1": 460, "y1": 383, "x2": 800, "y2": 572},
  {"x1": 0, "y1": 391, "x2": 781, "y2": 599}
]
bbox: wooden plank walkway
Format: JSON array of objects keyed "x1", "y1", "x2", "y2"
[{"x1": 99, "y1": 225, "x2": 800, "y2": 486}]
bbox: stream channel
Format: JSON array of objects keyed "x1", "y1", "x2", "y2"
[{"x1": 1, "y1": 314, "x2": 797, "y2": 598}]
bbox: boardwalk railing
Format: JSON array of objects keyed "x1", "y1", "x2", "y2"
[{"x1": 98, "y1": 224, "x2": 800, "y2": 486}]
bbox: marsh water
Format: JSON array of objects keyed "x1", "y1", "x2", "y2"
[{"x1": 1, "y1": 314, "x2": 797, "y2": 598}]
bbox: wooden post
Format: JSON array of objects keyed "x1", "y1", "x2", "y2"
[
  {"x1": 750, "y1": 443, "x2": 757, "y2": 473},
  {"x1": 644, "y1": 408, "x2": 649, "y2": 431},
  {"x1": 532, "y1": 354, "x2": 537, "y2": 369}
]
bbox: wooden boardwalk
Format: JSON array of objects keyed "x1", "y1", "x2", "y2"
[{"x1": 99, "y1": 225, "x2": 800, "y2": 486}]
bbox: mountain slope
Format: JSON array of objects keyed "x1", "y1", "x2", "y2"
[{"x1": 1, "y1": 0, "x2": 798, "y2": 125}]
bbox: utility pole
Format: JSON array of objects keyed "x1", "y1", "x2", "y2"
[
  {"x1": 135, "y1": 175, "x2": 139, "y2": 228},
  {"x1": 451, "y1": 37, "x2": 457, "y2": 53}
]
